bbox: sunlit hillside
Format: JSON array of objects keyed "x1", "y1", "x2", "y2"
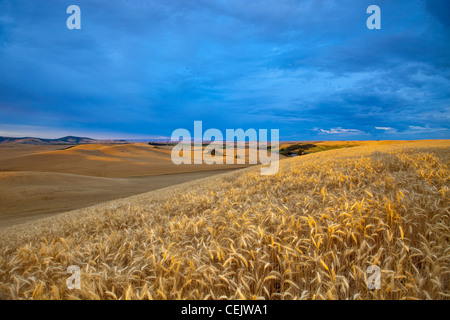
[
  {"x1": 0, "y1": 143, "x2": 256, "y2": 227},
  {"x1": 0, "y1": 140, "x2": 448, "y2": 300}
]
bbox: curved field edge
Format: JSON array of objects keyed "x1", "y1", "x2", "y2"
[{"x1": 0, "y1": 140, "x2": 448, "y2": 300}]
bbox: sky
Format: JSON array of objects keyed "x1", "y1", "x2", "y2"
[{"x1": 0, "y1": 0, "x2": 449, "y2": 140}]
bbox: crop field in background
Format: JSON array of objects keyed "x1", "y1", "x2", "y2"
[{"x1": 0, "y1": 140, "x2": 448, "y2": 300}]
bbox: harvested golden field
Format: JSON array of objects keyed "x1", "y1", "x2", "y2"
[
  {"x1": 0, "y1": 140, "x2": 448, "y2": 300},
  {"x1": 0, "y1": 143, "x2": 250, "y2": 178},
  {"x1": 0, "y1": 143, "x2": 253, "y2": 227},
  {"x1": 0, "y1": 169, "x2": 240, "y2": 228}
]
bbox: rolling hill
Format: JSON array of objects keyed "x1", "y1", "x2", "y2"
[
  {"x1": 0, "y1": 136, "x2": 129, "y2": 145},
  {"x1": 0, "y1": 142, "x2": 253, "y2": 227},
  {"x1": 0, "y1": 139, "x2": 448, "y2": 300}
]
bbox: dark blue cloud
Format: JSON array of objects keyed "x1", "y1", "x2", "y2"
[
  {"x1": 0, "y1": 0, "x2": 448, "y2": 140},
  {"x1": 425, "y1": 0, "x2": 450, "y2": 28}
]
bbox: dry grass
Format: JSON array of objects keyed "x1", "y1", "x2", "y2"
[{"x1": 0, "y1": 140, "x2": 448, "y2": 300}]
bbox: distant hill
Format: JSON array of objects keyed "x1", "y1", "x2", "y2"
[{"x1": 0, "y1": 136, "x2": 130, "y2": 145}]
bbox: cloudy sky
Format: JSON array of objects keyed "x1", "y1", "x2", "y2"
[{"x1": 0, "y1": 0, "x2": 449, "y2": 140}]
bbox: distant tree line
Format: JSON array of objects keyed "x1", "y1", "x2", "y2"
[
  {"x1": 279, "y1": 144, "x2": 316, "y2": 156},
  {"x1": 148, "y1": 142, "x2": 172, "y2": 146}
]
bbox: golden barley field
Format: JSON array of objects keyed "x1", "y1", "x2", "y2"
[{"x1": 0, "y1": 140, "x2": 448, "y2": 300}]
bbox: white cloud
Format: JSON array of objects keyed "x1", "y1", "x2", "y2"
[
  {"x1": 317, "y1": 127, "x2": 364, "y2": 134},
  {"x1": 408, "y1": 125, "x2": 430, "y2": 131},
  {"x1": 375, "y1": 127, "x2": 398, "y2": 133},
  {"x1": 404, "y1": 125, "x2": 448, "y2": 134}
]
